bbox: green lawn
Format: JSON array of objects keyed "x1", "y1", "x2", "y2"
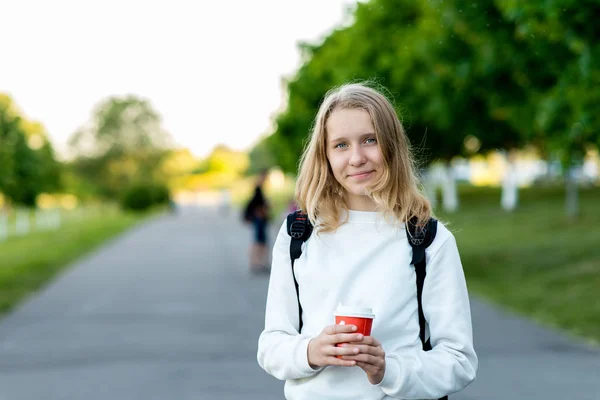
[
  {"x1": 0, "y1": 206, "x2": 150, "y2": 316},
  {"x1": 437, "y1": 184, "x2": 600, "y2": 345}
]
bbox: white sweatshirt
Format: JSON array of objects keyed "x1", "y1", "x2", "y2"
[{"x1": 257, "y1": 210, "x2": 477, "y2": 400}]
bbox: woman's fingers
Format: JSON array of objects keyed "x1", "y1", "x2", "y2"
[
  {"x1": 356, "y1": 361, "x2": 379, "y2": 375},
  {"x1": 323, "y1": 324, "x2": 364, "y2": 345},
  {"x1": 324, "y1": 324, "x2": 357, "y2": 335},
  {"x1": 327, "y1": 356, "x2": 357, "y2": 367},
  {"x1": 341, "y1": 343, "x2": 384, "y2": 356},
  {"x1": 329, "y1": 333, "x2": 364, "y2": 345},
  {"x1": 346, "y1": 336, "x2": 380, "y2": 346},
  {"x1": 342, "y1": 353, "x2": 379, "y2": 365},
  {"x1": 313, "y1": 329, "x2": 384, "y2": 369},
  {"x1": 331, "y1": 345, "x2": 360, "y2": 357}
]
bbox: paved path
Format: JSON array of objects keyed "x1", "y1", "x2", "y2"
[{"x1": 0, "y1": 206, "x2": 598, "y2": 399}]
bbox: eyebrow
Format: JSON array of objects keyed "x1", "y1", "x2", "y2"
[{"x1": 328, "y1": 132, "x2": 376, "y2": 143}]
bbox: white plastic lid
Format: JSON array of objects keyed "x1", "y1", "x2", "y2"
[{"x1": 333, "y1": 305, "x2": 375, "y2": 319}]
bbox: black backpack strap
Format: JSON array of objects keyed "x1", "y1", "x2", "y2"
[
  {"x1": 286, "y1": 210, "x2": 313, "y2": 332},
  {"x1": 407, "y1": 217, "x2": 446, "y2": 400},
  {"x1": 406, "y1": 217, "x2": 438, "y2": 349}
]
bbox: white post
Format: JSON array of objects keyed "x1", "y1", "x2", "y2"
[
  {"x1": 501, "y1": 151, "x2": 519, "y2": 212},
  {"x1": 0, "y1": 213, "x2": 7, "y2": 242},
  {"x1": 426, "y1": 161, "x2": 459, "y2": 213},
  {"x1": 442, "y1": 164, "x2": 459, "y2": 213},
  {"x1": 501, "y1": 164, "x2": 518, "y2": 211},
  {"x1": 35, "y1": 209, "x2": 45, "y2": 230},
  {"x1": 423, "y1": 167, "x2": 438, "y2": 210},
  {"x1": 565, "y1": 166, "x2": 579, "y2": 218},
  {"x1": 51, "y1": 208, "x2": 62, "y2": 230},
  {"x1": 15, "y1": 210, "x2": 30, "y2": 236}
]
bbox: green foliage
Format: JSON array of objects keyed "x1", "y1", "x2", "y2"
[
  {"x1": 120, "y1": 182, "x2": 171, "y2": 212},
  {"x1": 70, "y1": 96, "x2": 172, "y2": 157},
  {"x1": 182, "y1": 145, "x2": 251, "y2": 191},
  {"x1": 247, "y1": 137, "x2": 277, "y2": 175},
  {"x1": 263, "y1": 0, "x2": 600, "y2": 173},
  {"x1": 0, "y1": 94, "x2": 61, "y2": 206},
  {"x1": 68, "y1": 95, "x2": 173, "y2": 199},
  {"x1": 496, "y1": 0, "x2": 600, "y2": 166},
  {"x1": 204, "y1": 145, "x2": 249, "y2": 175}
]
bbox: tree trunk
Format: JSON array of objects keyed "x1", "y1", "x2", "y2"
[
  {"x1": 0, "y1": 210, "x2": 7, "y2": 242},
  {"x1": 565, "y1": 167, "x2": 579, "y2": 219},
  {"x1": 442, "y1": 163, "x2": 458, "y2": 213},
  {"x1": 501, "y1": 151, "x2": 519, "y2": 211},
  {"x1": 424, "y1": 166, "x2": 439, "y2": 210},
  {"x1": 424, "y1": 161, "x2": 459, "y2": 212},
  {"x1": 15, "y1": 209, "x2": 30, "y2": 236}
]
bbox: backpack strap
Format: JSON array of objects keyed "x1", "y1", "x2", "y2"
[
  {"x1": 407, "y1": 217, "x2": 447, "y2": 400},
  {"x1": 406, "y1": 217, "x2": 438, "y2": 350},
  {"x1": 286, "y1": 210, "x2": 313, "y2": 332}
]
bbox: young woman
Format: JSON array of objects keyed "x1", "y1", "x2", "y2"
[{"x1": 257, "y1": 83, "x2": 477, "y2": 399}]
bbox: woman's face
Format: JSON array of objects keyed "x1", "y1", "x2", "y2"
[{"x1": 325, "y1": 108, "x2": 384, "y2": 211}]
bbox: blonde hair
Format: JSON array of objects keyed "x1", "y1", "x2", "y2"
[{"x1": 295, "y1": 82, "x2": 432, "y2": 233}]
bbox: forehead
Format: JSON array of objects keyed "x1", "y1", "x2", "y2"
[{"x1": 326, "y1": 108, "x2": 374, "y2": 140}]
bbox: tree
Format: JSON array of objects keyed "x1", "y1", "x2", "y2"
[
  {"x1": 204, "y1": 145, "x2": 249, "y2": 175},
  {"x1": 70, "y1": 95, "x2": 172, "y2": 157},
  {"x1": 261, "y1": 0, "x2": 599, "y2": 217},
  {"x1": 497, "y1": 0, "x2": 600, "y2": 217},
  {"x1": 247, "y1": 136, "x2": 277, "y2": 175},
  {"x1": 265, "y1": 0, "x2": 480, "y2": 173},
  {"x1": 0, "y1": 95, "x2": 20, "y2": 197},
  {"x1": 429, "y1": 0, "x2": 536, "y2": 211},
  {"x1": 264, "y1": 0, "x2": 476, "y2": 211},
  {"x1": 68, "y1": 95, "x2": 173, "y2": 198},
  {"x1": 0, "y1": 94, "x2": 61, "y2": 207}
]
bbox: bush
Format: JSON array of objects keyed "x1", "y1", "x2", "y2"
[{"x1": 120, "y1": 182, "x2": 171, "y2": 211}]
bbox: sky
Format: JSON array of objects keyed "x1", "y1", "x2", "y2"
[{"x1": 0, "y1": 0, "x2": 354, "y2": 159}]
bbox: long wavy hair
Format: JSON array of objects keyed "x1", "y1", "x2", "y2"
[{"x1": 295, "y1": 82, "x2": 432, "y2": 233}]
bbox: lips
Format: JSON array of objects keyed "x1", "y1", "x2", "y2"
[{"x1": 348, "y1": 171, "x2": 374, "y2": 180}]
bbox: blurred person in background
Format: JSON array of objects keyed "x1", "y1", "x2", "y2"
[{"x1": 243, "y1": 170, "x2": 271, "y2": 274}]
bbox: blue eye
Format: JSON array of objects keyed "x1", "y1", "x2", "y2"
[
  {"x1": 335, "y1": 143, "x2": 347, "y2": 149},
  {"x1": 365, "y1": 138, "x2": 377, "y2": 144}
]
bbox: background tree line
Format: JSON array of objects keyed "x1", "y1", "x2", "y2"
[
  {"x1": 1, "y1": 93, "x2": 182, "y2": 211},
  {"x1": 1, "y1": 91, "x2": 252, "y2": 211},
  {"x1": 256, "y1": 0, "x2": 599, "y2": 215},
  {"x1": 3, "y1": 0, "x2": 598, "y2": 213}
]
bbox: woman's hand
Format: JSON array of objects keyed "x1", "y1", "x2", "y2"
[
  {"x1": 341, "y1": 336, "x2": 386, "y2": 385},
  {"x1": 307, "y1": 324, "x2": 365, "y2": 369}
]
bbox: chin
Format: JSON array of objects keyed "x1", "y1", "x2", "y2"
[{"x1": 346, "y1": 186, "x2": 370, "y2": 197}]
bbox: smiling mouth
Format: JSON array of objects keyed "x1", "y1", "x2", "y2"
[{"x1": 348, "y1": 171, "x2": 374, "y2": 179}]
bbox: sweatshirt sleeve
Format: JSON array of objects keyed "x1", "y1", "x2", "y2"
[
  {"x1": 376, "y1": 230, "x2": 478, "y2": 399},
  {"x1": 257, "y1": 219, "x2": 322, "y2": 380}
]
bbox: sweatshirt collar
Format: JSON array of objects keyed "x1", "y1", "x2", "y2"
[{"x1": 345, "y1": 209, "x2": 381, "y2": 223}]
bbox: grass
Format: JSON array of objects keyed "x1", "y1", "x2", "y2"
[
  {"x1": 436, "y1": 184, "x2": 600, "y2": 345},
  {"x1": 0, "y1": 205, "x2": 151, "y2": 316}
]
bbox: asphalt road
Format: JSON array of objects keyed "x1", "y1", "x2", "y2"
[{"x1": 0, "y1": 206, "x2": 598, "y2": 399}]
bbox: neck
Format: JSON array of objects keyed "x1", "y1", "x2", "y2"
[{"x1": 345, "y1": 194, "x2": 377, "y2": 211}]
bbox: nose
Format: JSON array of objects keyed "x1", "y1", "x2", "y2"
[{"x1": 349, "y1": 146, "x2": 367, "y2": 167}]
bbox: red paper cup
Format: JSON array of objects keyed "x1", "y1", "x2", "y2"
[{"x1": 333, "y1": 306, "x2": 375, "y2": 357}]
